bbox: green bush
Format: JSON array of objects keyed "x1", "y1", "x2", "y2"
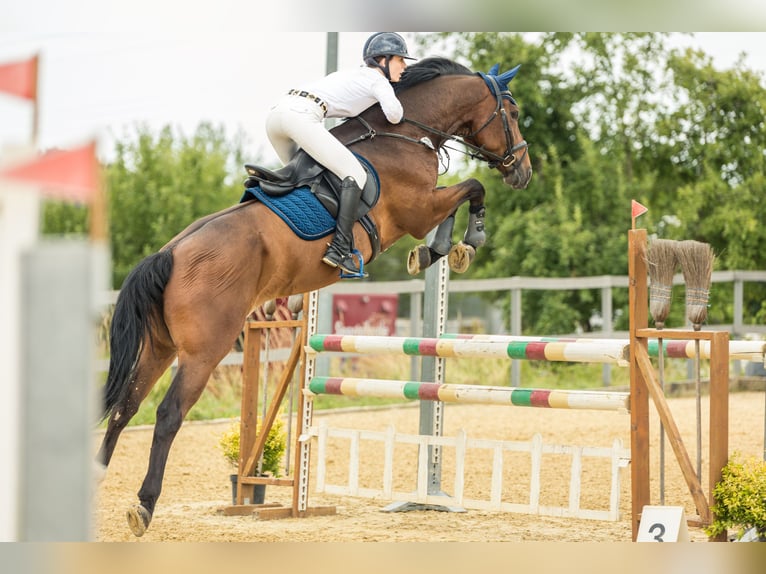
[
  {"x1": 219, "y1": 417, "x2": 287, "y2": 478},
  {"x1": 705, "y1": 452, "x2": 766, "y2": 540}
]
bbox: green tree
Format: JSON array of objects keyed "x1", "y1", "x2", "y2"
[
  {"x1": 413, "y1": 32, "x2": 766, "y2": 334},
  {"x1": 41, "y1": 123, "x2": 250, "y2": 289},
  {"x1": 105, "y1": 123, "x2": 247, "y2": 287},
  {"x1": 42, "y1": 199, "x2": 90, "y2": 237}
]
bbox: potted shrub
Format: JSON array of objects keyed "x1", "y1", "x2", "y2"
[
  {"x1": 219, "y1": 417, "x2": 287, "y2": 505},
  {"x1": 705, "y1": 452, "x2": 766, "y2": 541}
]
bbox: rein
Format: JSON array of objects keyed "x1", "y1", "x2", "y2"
[{"x1": 343, "y1": 74, "x2": 528, "y2": 170}]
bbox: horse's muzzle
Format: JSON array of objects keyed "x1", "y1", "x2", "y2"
[{"x1": 504, "y1": 166, "x2": 532, "y2": 189}]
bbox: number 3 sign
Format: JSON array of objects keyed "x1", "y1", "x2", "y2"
[{"x1": 636, "y1": 506, "x2": 690, "y2": 542}]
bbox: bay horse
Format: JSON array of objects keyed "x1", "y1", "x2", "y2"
[{"x1": 97, "y1": 56, "x2": 532, "y2": 536}]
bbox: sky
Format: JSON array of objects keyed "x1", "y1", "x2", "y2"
[{"x1": 1, "y1": 27, "x2": 765, "y2": 167}]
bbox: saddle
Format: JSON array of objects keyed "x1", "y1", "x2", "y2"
[{"x1": 243, "y1": 150, "x2": 381, "y2": 262}]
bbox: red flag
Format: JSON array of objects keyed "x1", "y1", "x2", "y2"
[
  {"x1": 0, "y1": 55, "x2": 38, "y2": 101},
  {"x1": 631, "y1": 200, "x2": 648, "y2": 218},
  {"x1": 0, "y1": 141, "x2": 99, "y2": 202}
]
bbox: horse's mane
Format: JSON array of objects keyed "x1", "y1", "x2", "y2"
[{"x1": 394, "y1": 57, "x2": 474, "y2": 93}]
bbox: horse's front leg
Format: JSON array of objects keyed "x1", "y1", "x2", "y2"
[
  {"x1": 407, "y1": 213, "x2": 455, "y2": 275},
  {"x1": 407, "y1": 179, "x2": 486, "y2": 275},
  {"x1": 448, "y1": 201, "x2": 486, "y2": 273}
]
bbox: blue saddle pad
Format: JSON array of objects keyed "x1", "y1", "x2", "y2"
[{"x1": 240, "y1": 185, "x2": 336, "y2": 240}]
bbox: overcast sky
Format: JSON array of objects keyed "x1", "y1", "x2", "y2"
[{"x1": 1, "y1": 29, "x2": 765, "y2": 166}]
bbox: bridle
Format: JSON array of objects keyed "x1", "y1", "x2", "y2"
[
  {"x1": 343, "y1": 73, "x2": 528, "y2": 171},
  {"x1": 463, "y1": 73, "x2": 529, "y2": 169}
]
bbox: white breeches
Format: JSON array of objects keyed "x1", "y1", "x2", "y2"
[{"x1": 265, "y1": 95, "x2": 367, "y2": 187}]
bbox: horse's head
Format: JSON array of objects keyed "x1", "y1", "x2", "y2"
[
  {"x1": 466, "y1": 63, "x2": 532, "y2": 189},
  {"x1": 391, "y1": 58, "x2": 532, "y2": 190}
]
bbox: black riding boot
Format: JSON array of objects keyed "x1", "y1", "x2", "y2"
[{"x1": 322, "y1": 176, "x2": 365, "y2": 276}]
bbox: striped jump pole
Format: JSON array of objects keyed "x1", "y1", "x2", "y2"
[
  {"x1": 307, "y1": 376, "x2": 630, "y2": 412},
  {"x1": 442, "y1": 333, "x2": 766, "y2": 362},
  {"x1": 308, "y1": 334, "x2": 630, "y2": 365},
  {"x1": 651, "y1": 339, "x2": 764, "y2": 362}
]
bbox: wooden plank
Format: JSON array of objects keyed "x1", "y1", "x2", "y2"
[
  {"x1": 238, "y1": 476, "x2": 294, "y2": 487},
  {"x1": 217, "y1": 504, "x2": 337, "y2": 520},
  {"x1": 247, "y1": 319, "x2": 306, "y2": 329},
  {"x1": 237, "y1": 326, "x2": 262, "y2": 504},
  {"x1": 708, "y1": 330, "x2": 729, "y2": 541},
  {"x1": 242, "y1": 332, "x2": 303, "y2": 477},
  {"x1": 217, "y1": 502, "x2": 283, "y2": 516},
  {"x1": 629, "y1": 228, "x2": 651, "y2": 541},
  {"x1": 636, "y1": 328, "x2": 724, "y2": 341}
]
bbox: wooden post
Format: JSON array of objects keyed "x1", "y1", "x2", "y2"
[
  {"x1": 708, "y1": 330, "x2": 729, "y2": 542},
  {"x1": 629, "y1": 229, "x2": 730, "y2": 541},
  {"x1": 628, "y1": 229, "x2": 650, "y2": 541},
  {"x1": 221, "y1": 294, "x2": 335, "y2": 520},
  {"x1": 237, "y1": 324, "x2": 262, "y2": 504}
]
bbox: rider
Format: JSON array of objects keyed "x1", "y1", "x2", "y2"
[{"x1": 266, "y1": 32, "x2": 415, "y2": 276}]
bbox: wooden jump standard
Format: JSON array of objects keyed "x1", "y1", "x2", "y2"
[
  {"x1": 628, "y1": 228, "x2": 728, "y2": 542},
  {"x1": 219, "y1": 292, "x2": 336, "y2": 519}
]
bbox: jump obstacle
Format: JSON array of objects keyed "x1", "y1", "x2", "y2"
[
  {"x1": 307, "y1": 376, "x2": 630, "y2": 411},
  {"x1": 303, "y1": 332, "x2": 632, "y2": 520},
  {"x1": 307, "y1": 333, "x2": 631, "y2": 365},
  {"x1": 437, "y1": 333, "x2": 765, "y2": 362},
  {"x1": 223, "y1": 228, "x2": 756, "y2": 541}
]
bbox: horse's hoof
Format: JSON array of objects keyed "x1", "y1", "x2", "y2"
[
  {"x1": 287, "y1": 294, "x2": 304, "y2": 315},
  {"x1": 448, "y1": 242, "x2": 475, "y2": 273},
  {"x1": 126, "y1": 504, "x2": 151, "y2": 537},
  {"x1": 92, "y1": 461, "x2": 108, "y2": 486},
  {"x1": 407, "y1": 245, "x2": 431, "y2": 275}
]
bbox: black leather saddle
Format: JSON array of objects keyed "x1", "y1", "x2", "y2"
[
  {"x1": 244, "y1": 149, "x2": 379, "y2": 222},
  {"x1": 243, "y1": 150, "x2": 381, "y2": 263}
]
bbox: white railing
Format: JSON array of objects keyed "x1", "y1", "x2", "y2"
[{"x1": 309, "y1": 421, "x2": 631, "y2": 521}]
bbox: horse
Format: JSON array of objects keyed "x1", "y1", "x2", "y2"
[{"x1": 96, "y1": 56, "x2": 532, "y2": 537}]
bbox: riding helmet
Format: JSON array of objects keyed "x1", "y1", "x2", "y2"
[{"x1": 363, "y1": 32, "x2": 416, "y2": 64}]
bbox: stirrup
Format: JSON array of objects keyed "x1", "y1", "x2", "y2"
[{"x1": 338, "y1": 249, "x2": 367, "y2": 279}]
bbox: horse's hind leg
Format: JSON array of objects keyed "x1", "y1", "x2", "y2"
[
  {"x1": 96, "y1": 344, "x2": 176, "y2": 479},
  {"x1": 125, "y1": 352, "x2": 220, "y2": 537}
]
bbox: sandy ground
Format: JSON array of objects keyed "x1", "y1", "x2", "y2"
[{"x1": 93, "y1": 391, "x2": 765, "y2": 542}]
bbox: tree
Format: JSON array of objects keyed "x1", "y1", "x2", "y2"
[
  {"x1": 653, "y1": 49, "x2": 766, "y2": 327},
  {"x1": 42, "y1": 122, "x2": 250, "y2": 288},
  {"x1": 105, "y1": 123, "x2": 247, "y2": 287},
  {"x1": 413, "y1": 32, "x2": 766, "y2": 334}
]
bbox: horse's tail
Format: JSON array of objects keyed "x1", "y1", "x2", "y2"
[{"x1": 102, "y1": 249, "x2": 174, "y2": 421}]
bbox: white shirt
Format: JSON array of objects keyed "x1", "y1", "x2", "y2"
[{"x1": 299, "y1": 66, "x2": 404, "y2": 123}]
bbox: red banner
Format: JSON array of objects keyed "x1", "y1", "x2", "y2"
[
  {"x1": 0, "y1": 141, "x2": 99, "y2": 202},
  {"x1": 0, "y1": 55, "x2": 38, "y2": 101},
  {"x1": 332, "y1": 294, "x2": 398, "y2": 336}
]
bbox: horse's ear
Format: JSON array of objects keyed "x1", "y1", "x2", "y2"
[
  {"x1": 488, "y1": 63, "x2": 500, "y2": 76},
  {"x1": 498, "y1": 64, "x2": 521, "y2": 85}
]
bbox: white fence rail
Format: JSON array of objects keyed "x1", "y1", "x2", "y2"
[{"x1": 308, "y1": 421, "x2": 631, "y2": 521}]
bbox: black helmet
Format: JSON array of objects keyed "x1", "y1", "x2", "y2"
[{"x1": 363, "y1": 32, "x2": 415, "y2": 63}]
